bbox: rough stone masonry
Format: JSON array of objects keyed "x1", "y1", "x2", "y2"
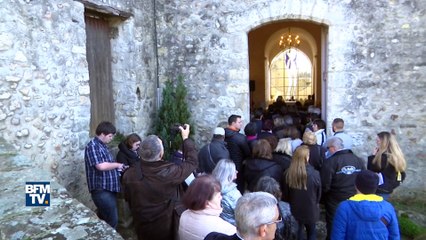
[
  {"x1": 0, "y1": 0, "x2": 424, "y2": 222},
  {"x1": 0, "y1": 140, "x2": 123, "y2": 239}
]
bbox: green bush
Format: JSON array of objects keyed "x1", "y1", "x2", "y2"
[
  {"x1": 399, "y1": 213, "x2": 426, "y2": 239},
  {"x1": 154, "y1": 76, "x2": 193, "y2": 161},
  {"x1": 108, "y1": 132, "x2": 125, "y2": 147}
]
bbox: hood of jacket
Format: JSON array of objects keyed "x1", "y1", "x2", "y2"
[
  {"x1": 118, "y1": 142, "x2": 138, "y2": 158},
  {"x1": 224, "y1": 127, "x2": 239, "y2": 138},
  {"x1": 221, "y1": 182, "x2": 238, "y2": 195},
  {"x1": 245, "y1": 157, "x2": 277, "y2": 173},
  {"x1": 211, "y1": 138, "x2": 227, "y2": 146},
  {"x1": 347, "y1": 194, "x2": 385, "y2": 222},
  {"x1": 329, "y1": 148, "x2": 354, "y2": 158}
]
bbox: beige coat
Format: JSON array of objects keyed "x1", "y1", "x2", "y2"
[{"x1": 179, "y1": 208, "x2": 236, "y2": 240}]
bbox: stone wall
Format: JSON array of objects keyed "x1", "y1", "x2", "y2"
[
  {"x1": 155, "y1": 0, "x2": 425, "y2": 196},
  {"x1": 0, "y1": 141, "x2": 124, "y2": 239},
  {"x1": 0, "y1": 0, "x2": 91, "y2": 205},
  {"x1": 0, "y1": 0, "x2": 156, "y2": 207},
  {"x1": 325, "y1": 0, "x2": 426, "y2": 196}
]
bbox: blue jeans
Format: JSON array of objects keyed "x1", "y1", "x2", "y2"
[{"x1": 91, "y1": 189, "x2": 118, "y2": 229}]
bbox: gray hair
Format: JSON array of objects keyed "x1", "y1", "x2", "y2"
[
  {"x1": 327, "y1": 136, "x2": 344, "y2": 150},
  {"x1": 212, "y1": 159, "x2": 236, "y2": 188},
  {"x1": 235, "y1": 192, "x2": 278, "y2": 238},
  {"x1": 138, "y1": 135, "x2": 163, "y2": 162},
  {"x1": 253, "y1": 176, "x2": 282, "y2": 200}
]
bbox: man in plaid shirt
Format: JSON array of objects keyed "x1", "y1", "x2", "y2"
[{"x1": 85, "y1": 121, "x2": 126, "y2": 228}]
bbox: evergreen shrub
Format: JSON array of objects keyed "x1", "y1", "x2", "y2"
[{"x1": 154, "y1": 76, "x2": 193, "y2": 161}]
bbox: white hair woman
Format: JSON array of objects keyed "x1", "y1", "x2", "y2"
[{"x1": 212, "y1": 159, "x2": 242, "y2": 225}]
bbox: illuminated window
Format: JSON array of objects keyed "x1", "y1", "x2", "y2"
[{"x1": 270, "y1": 49, "x2": 312, "y2": 102}]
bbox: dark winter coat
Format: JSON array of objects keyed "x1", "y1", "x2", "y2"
[
  {"x1": 122, "y1": 139, "x2": 198, "y2": 240},
  {"x1": 272, "y1": 152, "x2": 292, "y2": 172},
  {"x1": 244, "y1": 157, "x2": 283, "y2": 192},
  {"x1": 204, "y1": 233, "x2": 240, "y2": 240},
  {"x1": 198, "y1": 139, "x2": 230, "y2": 173},
  {"x1": 257, "y1": 131, "x2": 275, "y2": 140},
  {"x1": 282, "y1": 165, "x2": 322, "y2": 224},
  {"x1": 276, "y1": 201, "x2": 298, "y2": 240},
  {"x1": 367, "y1": 154, "x2": 406, "y2": 194},
  {"x1": 116, "y1": 142, "x2": 142, "y2": 183},
  {"x1": 225, "y1": 128, "x2": 251, "y2": 193},
  {"x1": 321, "y1": 149, "x2": 366, "y2": 202},
  {"x1": 224, "y1": 128, "x2": 251, "y2": 172},
  {"x1": 116, "y1": 142, "x2": 140, "y2": 167},
  {"x1": 302, "y1": 143, "x2": 326, "y2": 171}
]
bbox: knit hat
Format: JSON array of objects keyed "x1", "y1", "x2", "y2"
[
  {"x1": 213, "y1": 127, "x2": 225, "y2": 136},
  {"x1": 355, "y1": 170, "x2": 379, "y2": 194}
]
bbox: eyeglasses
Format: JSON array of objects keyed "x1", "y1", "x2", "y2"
[{"x1": 263, "y1": 216, "x2": 282, "y2": 226}]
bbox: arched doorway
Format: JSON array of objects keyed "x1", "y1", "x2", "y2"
[{"x1": 248, "y1": 21, "x2": 328, "y2": 118}]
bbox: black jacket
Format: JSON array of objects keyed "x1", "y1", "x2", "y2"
[
  {"x1": 116, "y1": 142, "x2": 142, "y2": 182},
  {"x1": 273, "y1": 152, "x2": 292, "y2": 172},
  {"x1": 198, "y1": 139, "x2": 230, "y2": 173},
  {"x1": 282, "y1": 165, "x2": 321, "y2": 224},
  {"x1": 320, "y1": 149, "x2": 366, "y2": 201},
  {"x1": 302, "y1": 143, "x2": 326, "y2": 171},
  {"x1": 244, "y1": 157, "x2": 283, "y2": 192},
  {"x1": 204, "y1": 233, "x2": 240, "y2": 240},
  {"x1": 224, "y1": 128, "x2": 251, "y2": 171},
  {"x1": 116, "y1": 142, "x2": 140, "y2": 166},
  {"x1": 367, "y1": 154, "x2": 406, "y2": 194}
]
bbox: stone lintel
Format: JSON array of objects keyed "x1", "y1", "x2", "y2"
[{"x1": 76, "y1": 0, "x2": 133, "y2": 19}]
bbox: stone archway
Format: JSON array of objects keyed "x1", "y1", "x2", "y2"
[{"x1": 248, "y1": 20, "x2": 328, "y2": 117}]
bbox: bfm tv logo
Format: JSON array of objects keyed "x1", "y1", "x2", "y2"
[{"x1": 25, "y1": 182, "x2": 50, "y2": 206}]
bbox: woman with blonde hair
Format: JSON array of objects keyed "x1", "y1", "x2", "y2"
[
  {"x1": 367, "y1": 131, "x2": 407, "y2": 199},
  {"x1": 301, "y1": 131, "x2": 326, "y2": 171},
  {"x1": 281, "y1": 145, "x2": 321, "y2": 240},
  {"x1": 212, "y1": 159, "x2": 241, "y2": 225}
]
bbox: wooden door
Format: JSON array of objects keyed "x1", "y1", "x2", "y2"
[{"x1": 85, "y1": 13, "x2": 115, "y2": 135}]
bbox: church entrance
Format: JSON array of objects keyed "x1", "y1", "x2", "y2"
[{"x1": 248, "y1": 20, "x2": 328, "y2": 119}]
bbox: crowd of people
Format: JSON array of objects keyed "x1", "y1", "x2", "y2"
[{"x1": 84, "y1": 103, "x2": 407, "y2": 240}]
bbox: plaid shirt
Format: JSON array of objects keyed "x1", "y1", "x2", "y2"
[{"x1": 85, "y1": 137, "x2": 120, "y2": 192}]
